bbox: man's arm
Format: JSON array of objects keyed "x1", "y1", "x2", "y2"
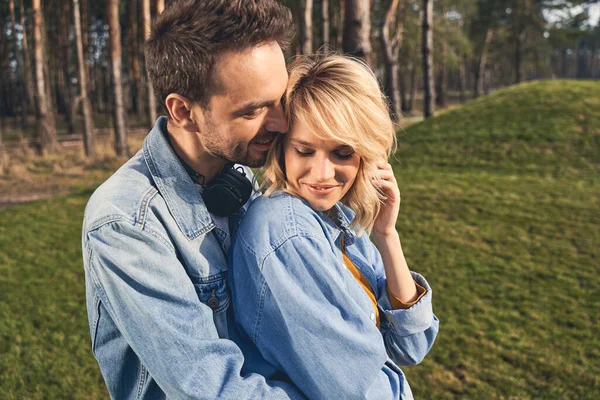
[{"x1": 84, "y1": 219, "x2": 303, "y2": 399}]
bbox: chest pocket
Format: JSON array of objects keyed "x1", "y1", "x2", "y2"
[
  {"x1": 192, "y1": 271, "x2": 230, "y2": 314},
  {"x1": 191, "y1": 271, "x2": 231, "y2": 338}
]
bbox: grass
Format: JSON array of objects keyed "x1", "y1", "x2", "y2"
[
  {"x1": 0, "y1": 191, "x2": 108, "y2": 399},
  {"x1": 0, "y1": 79, "x2": 598, "y2": 398},
  {"x1": 397, "y1": 80, "x2": 600, "y2": 398}
]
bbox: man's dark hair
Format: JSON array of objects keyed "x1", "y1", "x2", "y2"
[{"x1": 145, "y1": 0, "x2": 294, "y2": 109}]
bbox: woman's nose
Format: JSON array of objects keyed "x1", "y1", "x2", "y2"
[{"x1": 313, "y1": 156, "x2": 335, "y2": 182}]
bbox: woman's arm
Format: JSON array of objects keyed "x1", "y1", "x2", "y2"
[
  {"x1": 230, "y1": 233, "x2": 406, "y2": 400},
  {"x1": 371, "y1": 162, "x2": 418, "y2": 303},
  {"x1": 370, "y1": 162, "x2": 439, "y2": 366}
]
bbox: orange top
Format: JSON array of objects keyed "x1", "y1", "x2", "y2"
[{"x1": 340, "y1": 239, "x2": 426, "y2": 328}]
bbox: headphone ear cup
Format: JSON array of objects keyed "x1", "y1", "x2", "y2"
[
  {"x1": 202, "y1": 165, "x2": 253, "y2": 217},
  {"x1": 228, "y1": 168, "x2": 253, "y2": 194}
]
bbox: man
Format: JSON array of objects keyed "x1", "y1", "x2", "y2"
[{"x1": 82, "y1": 0, "x2": 301, "y2": 398}]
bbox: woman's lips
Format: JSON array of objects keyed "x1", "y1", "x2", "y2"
[{"x1": 304, "y1": 184, "x2": 339, "y2": 196}]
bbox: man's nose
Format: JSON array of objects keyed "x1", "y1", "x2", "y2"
[
  {"x1": 313, "y1": 155, "x2": 335, "y2": 182},
  {"x1": 264, "y1": 104, "x2": 288, "y2": 133}
]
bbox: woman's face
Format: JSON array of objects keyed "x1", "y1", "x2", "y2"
[{"x1": 283, "y1": 120, "x2": 361, "y2": 211}]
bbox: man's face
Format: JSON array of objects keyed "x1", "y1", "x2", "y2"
[{"x1": 191, "y1": 41, "x2": 289, "y2": 167}]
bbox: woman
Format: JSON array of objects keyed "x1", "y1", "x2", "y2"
[{"x1": 229, "y1": 54, "x2": 439, "y2": 399}]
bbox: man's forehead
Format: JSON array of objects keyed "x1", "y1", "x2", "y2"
[{"x1": 211, "y1": 43, "x2": 288, "y2": 105}]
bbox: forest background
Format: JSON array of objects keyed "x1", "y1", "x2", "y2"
[
  {"x1": 0, "y1": 0, "x2": 599, "y2": 399},
  {"x1": 0, "y1": 0, "x2": 598, "y2": 166}
]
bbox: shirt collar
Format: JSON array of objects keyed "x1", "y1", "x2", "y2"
[
  {"x1": 319, "y1": 203, "x2": 357, "y2": 246},
  {"x1": 143, "y1": 117, "x2": 214, "y2": 240}
]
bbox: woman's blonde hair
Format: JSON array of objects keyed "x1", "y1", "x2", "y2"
[{"x1": 261, "y1": 54, "x2": 397, "y2": 235}]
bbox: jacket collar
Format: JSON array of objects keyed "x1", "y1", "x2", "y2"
[{"x1": 143, "y1": 117, "x2": 214, "y2": 240}]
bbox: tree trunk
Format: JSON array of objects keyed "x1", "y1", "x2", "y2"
[
  {"x1": 484, "y1": 68, "x2": 490, "y2": 95},
  {"x1": 435, "y1": 4, "x2": 446, "y2": 108},
  {"x1": 129, "y1": 0, "x2": 144, "y2": 116},
  {"x1": 1, "y1": 9, "x2": 16, "y2": 119},
  {"x1": 409, "y1": 64, "x2": 417, "y2": 114},
  {"x1": 0, "y1": 20, "x2": 10, "y2": 119},
  {"x1": 9, "y1": 0, "x2": 28, "y2": 125},
  {"x1": 422, "y1": 0, "x2": 435, "y2": 118},
  {"x1": 380, "y1": 0, "x2": 404, "y2": 122},
  {"x1": 108, "y1": 0, "x2": 129, "y2": 156},
  {"x1": 19, "y1": 1, "x2": 37, "y2": 115},
  {"x1": 156, "y1": 0, "x2": 165, "y2": 14},
  {"x1": 336, "y1": 0, "x2": 345, "y2": 48},
  {"x1": 575, "y1": 41, "x2": 582, "y2": 79},
  {"x1": 300, "y1": 0, "x2": 313, "y2": 54},
  {"x1": 74, "y1": 0, "x2": 95, "y2": 157},
  {"x1": 322, "y1": 0, "x2": 330, "y2": 47},
  {"x1": 343, "y1": 0, "x2": 372, "y2": 67},
  {"x1": 80, "y1": 0, "x2": 91, "y2": 91},
  {"x1": 143, "y1": 0, "x2": 158, "y2": 125},
  {"x1": 513, "y1": 0, "x2": 529, "y2": 84},
  {"x1": 60, "y1": 0, "x2": 76, "y2": 134},
  {"x1": 0, "y1": 11, "x2": 5, "y2": 172},
  {"x1": 32, "y1": 0, "x2": 58, "y2": 154},
  {"x1": 42, "y1": 8, "x2": 58, "y2": 131},
  {"x1": 458, "y1": 54, "x2": 466, "y2": 103},
  {"x1": 474, "y1": 26, "x2": 493, "y2": 98},
  {"x1": 436, "y1": 36, "x2": 448, "y2": 108},
  {"x1": 399, "y1": 68, "x2": 407, "y2": 111},
  {"x1": 591, "y1": 43, "x2": 598, "y2": 79},
  {"x1": 0, "y1": 118, "x2": 4, "y2": 175}
]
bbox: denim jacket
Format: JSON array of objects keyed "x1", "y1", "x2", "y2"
[
  {"x1": 229, "y1": 192, "x2": 439, "y2": 400},
  {"x1": 82, "y1": 117, "x2": 302, "y2": 399}
]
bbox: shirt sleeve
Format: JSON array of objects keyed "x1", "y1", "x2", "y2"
[
  {"x1": 364, "y1": 239, "x2": 440, "y2": 367},
  {"x1": 84, "y1": 220, "x2": 304, "y2": 400},
  {"x1": 231, "y1": 233, "x2": 407, "y2": 400}
]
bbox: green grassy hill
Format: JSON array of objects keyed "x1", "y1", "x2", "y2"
[
  {"x1": 396, "y1": 80, "x2": 599, "y2": 398},
  {"x1": 399, "y1": 80, "x2": 599, "y2": 176},
  {"x1": 0, "y1": 80, "x2": 598, "y2": 399}
]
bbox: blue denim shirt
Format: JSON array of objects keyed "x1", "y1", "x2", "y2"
[
  {"x1": 82, "y1": 117, "x2": 303, "y2": 399},
  {"x1": 229, "y1": 192, "x2": 439, "y2": 400}
]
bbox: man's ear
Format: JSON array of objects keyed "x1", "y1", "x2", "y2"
[{"x1": 165, "y1": 94, "x2": 201, "y2": 133}]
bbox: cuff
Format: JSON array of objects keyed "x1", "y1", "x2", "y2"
[
  {"x1": 386, "y1": 281, "x2": 427, "y2": 310},
  {"x1": 380, "y1": 272, "x2": 435, "y2": 336}
]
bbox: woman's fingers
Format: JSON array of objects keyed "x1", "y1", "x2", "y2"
[{"x1": 374, "y1": 163, "x2": 397, "y2": 184}]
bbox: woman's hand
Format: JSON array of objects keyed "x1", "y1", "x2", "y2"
[
  {"x1": 371, "y1": 162, "x2": 418, "y2": 305},
  {"x1": 371, "y1": 162, "x2": 401, "y2": 240}
]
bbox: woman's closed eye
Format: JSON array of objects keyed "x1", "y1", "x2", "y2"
[
  {"x1": 334, "y1": 151, "x2": 355, "y2": 160},
  {"x1": 294, "y1": 148, "x2": 314, "y2": 157},
  {"x1": 294, "y1": 147, "x2": 355, "y2": 160}
]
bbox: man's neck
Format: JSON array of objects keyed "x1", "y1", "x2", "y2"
[{"x1": 166, "y1": 120, "x2": 226, "y2": 183}]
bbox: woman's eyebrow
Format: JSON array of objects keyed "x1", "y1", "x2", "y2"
[{"x1": 289, "y1": 139, "x2": 314, "y2": 146}]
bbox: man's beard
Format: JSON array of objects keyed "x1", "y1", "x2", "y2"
[{"x1": 206, "y1": 140, "x2": 267, "y2": 168}]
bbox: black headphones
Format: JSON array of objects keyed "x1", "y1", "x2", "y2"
[{"x1": 202, "y1": 163, "x2": 254, "y2": 217}]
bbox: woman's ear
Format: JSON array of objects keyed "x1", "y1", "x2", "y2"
[{"x1": 165, "y1": 94, "x2": 200, "y2": 133}]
